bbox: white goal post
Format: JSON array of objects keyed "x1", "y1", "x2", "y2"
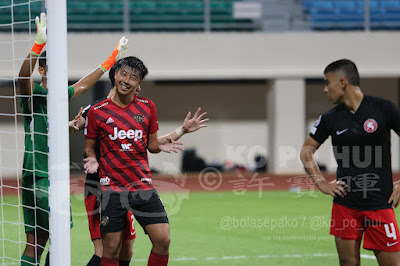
[{"x1": 47, "y1": 0, "x2": 71, "y2": 265}]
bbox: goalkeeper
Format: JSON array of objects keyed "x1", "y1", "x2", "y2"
[{"x1": 18, "y1": 12, "x2": 128, "y2": 266}]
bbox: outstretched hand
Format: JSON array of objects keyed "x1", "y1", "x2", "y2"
[
  {"x1": 69, "y1": 107, "x2": 84, "y2": 132},
  {"x1": 182, "y1": 107, "x2": 209, "y2": 133},
  {"x1": 31, "y1": 12, "x2": 46, "y2": 56},
  {"x1": 35, "y1": 12, "x2": 46, "y2": 45},
  {"x1": 100, "y1": 36, "x2": 129, "y2": 72},
  {"x1": 83, "y1": 157, "x2": 99, "y2": 174},
  {"x1": 159, "y1": 138, "x2": 184, "y2": 153}
]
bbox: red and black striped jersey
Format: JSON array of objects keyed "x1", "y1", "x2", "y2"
[{"x1": 84, "y1": 96, "x2": 159, "y2": 192}]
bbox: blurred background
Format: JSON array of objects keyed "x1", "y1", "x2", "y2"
[{"x1": 0, "y1": 0, "x2": 400, "y2": 177}]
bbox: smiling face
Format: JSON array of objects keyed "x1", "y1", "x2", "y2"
[
  {"x1": 114, "y1": 66, "x2": 142, "y2": 97},
  {"x1": 323, "y1": 71, "x2": 346, "y2": 105}
]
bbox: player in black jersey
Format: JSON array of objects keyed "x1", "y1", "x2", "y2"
[{"x1": 300, "y1": 59, "x2": 400, "y2": 265}]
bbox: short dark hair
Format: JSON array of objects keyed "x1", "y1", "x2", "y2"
[
  {"x1": 38, "y1": 51, "x2": 46, "y2": 68},
  {"x1": 109, "y1": 63, "x2": 116, "y2": 87},
  {"x1": 113, "y1": 56, "x2": 148, "y2": 80},
  {"x1": 324, "y1": 59, "x2": 360, "y2": 86}
]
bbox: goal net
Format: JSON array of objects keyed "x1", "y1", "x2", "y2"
[{"x1": 0, "y1": 0, "x2": 70, "y2": 265}]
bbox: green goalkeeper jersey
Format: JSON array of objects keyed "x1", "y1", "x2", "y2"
[{"x1": 20, "y1": 83, "x2": 74, "y2": 179}]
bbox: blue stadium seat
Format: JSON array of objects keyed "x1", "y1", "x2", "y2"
[
  {"x1": 381, "y1": 0, "x2": 400, "y2": 8},
  {"x1": 312, "y1": 0, "x2": 334, "y2": 9},
  {"x1": 370, "y1": 0, "x2": 400, "y2": 29},
  {"x1": 335, "y1": 0, "x2": 357, "y2": 9},
  {"x1": 309, "y1": 0, "x2": 365, "y2": 30},
  {"x1": 302, "y1": 0, "x2": 314, "y2": 13}
]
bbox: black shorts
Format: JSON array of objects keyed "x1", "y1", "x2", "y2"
[
  {"x1": 100, "y1": 189, "x2": 169, "y2": 234},
  {"x1": 84, "y1": 173, "x2": 101, "y2": 198}
]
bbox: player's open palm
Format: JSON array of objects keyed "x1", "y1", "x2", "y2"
[
  {"x1": 182, "y1": 107, "x2": 209, "y2": 133},
  {"x1": 34, "y1": 12, "x2": 46, "y2": 45},
  {"x1": 317, "y1": 179, "x2": 347, "y2": 198},
  {"x1": 159, "y1": 138, "x2": 184, "y2": 153},
  {"x1": 83, "y1": 157, "x2": 99, "y2": 174}
]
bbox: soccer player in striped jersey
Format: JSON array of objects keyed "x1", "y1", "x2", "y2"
[
  {"x1": 70, "y1": 62, "x2": 208, "y2": 265},
  {"x1": 70, "y1": 66, "x2": 137, "y2": 266},
  {"x1": 84, "y1": 57, "x2": 208, "y2": 266},
  {"x1": 300, "y1": 59, "x2": 400, "y2": 265},
  {"x1": 18, "y1": 13, "x2": 128, "y2": 266}
]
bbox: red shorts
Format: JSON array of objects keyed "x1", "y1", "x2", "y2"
[
  {"x1": 330, "y1": 203, "x2": 400, "y2": 252},
  {"x1": 85, "y1": 195, "x2": 136, "y2": 240}
]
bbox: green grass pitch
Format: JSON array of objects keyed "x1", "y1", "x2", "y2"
[{"x1": 0, "y1": 190, "x2": 385, "y2": 265}]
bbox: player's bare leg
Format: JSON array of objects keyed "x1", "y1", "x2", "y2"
[
  {"x1": 23, "y1": 230, "x2": 48, "y2": 261},
  {"x1": 374, "y1": 250, "x2": 400, "y2": 265},
  {"x1": 335, "y1": 237, "x2": 362, "y2": 266},
  {"x1": 102, "y1": 231, "x2": 123, "y2": 259},
  {"x1": 146, "y1": 223, "x2": 170, "y2": 255},
  {"x1": 145, "y1": 223, "x2": 170, "y2": 265},
  {"x1": 119, "y1": 239, "x2": 134, "y2": 260},
  {"x1": 92, "y1": 238, "x2": 103, "y2": 257}
]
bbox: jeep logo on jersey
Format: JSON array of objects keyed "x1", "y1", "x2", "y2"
[
  {"x1": 100, "y1": 176, "x2": 110, "y2": 185},
  {"x1": 134, "y1": 114, "x2": 144, "y2": 123},
  {"x1": 109, "y1": 127, "x2": 143, "y2": 141},
  {"x1": 364, "y1": 118, "x2": 378, "y2": 133}
]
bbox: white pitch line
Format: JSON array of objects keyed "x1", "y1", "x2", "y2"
[{"x1": 1, "y1": 253, "x2": 377, "y2": 265}]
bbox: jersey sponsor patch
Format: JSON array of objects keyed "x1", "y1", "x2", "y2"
[
  {"x1": 108, "y1": 127, "x2": 143, "y2": 141},
  {"x1": 140, "y1": 177, "x2": 152, "y2": 184},
  {"x1": 364, "y1": 118, "x2": 378, "y2": 133},
  {"x1": 133, "y1": 114, "x2": 144, "y2": 123},
  {"x1": 100, "y1": 176, "x2": 110, "y2": 186},
  {"x1": 120, "y1": 143, "x2": 133, "y2": 151}
]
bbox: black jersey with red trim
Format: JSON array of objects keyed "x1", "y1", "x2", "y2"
[
  {"x1": 84, "y1": 96, "x2": 159, "y2": 192},
  {"x1": 310, "y1": 95, "x2": 400, "y2": 211}
]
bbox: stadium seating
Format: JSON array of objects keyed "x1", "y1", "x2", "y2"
[
  {"x1": 0, "y1": 1, "x2": 42, "y2": 31},
  {"x1": 0, "y1": 0, "x2": 258, "y2": 32},
  {"x1": 303, "y1": 0, "x2": 400, "y2": 30},
  {"x1": 370, "y1": 0, "x2": 400, "y2": 29},
  {"x1": 3, "y1": 0, "x2": 400, "y2": 32}
]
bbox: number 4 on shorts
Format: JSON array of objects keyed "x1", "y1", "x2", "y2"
[{"x1": 384, "y1": 223, "x2": 397, "y2": 240}]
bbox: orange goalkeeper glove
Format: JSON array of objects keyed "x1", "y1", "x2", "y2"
[
  {"x1": 31, "y1": 12, "x2": 46, "y2": 56},
  {"x1": 99, "y1": 36, "x2": 128, "y2": 72}
]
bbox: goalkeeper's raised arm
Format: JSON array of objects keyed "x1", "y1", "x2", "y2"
[
  {"x1": 18, "y1": 12, "x2": 129, "y2": 98},
  {"x1": 18, "y1": 12, "x2": 46, "y2": 95},
  {"x1": 71, "y1": 36, "x2": 128, "y2": 99}
]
